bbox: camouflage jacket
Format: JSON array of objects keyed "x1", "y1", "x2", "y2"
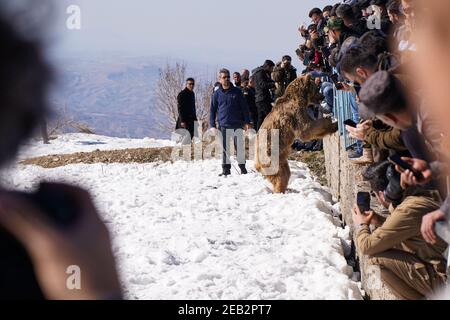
[{"x1": 271, "y1": 63, "x2": 297, "y2": 99}]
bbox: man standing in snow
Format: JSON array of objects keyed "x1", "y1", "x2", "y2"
[
  {"x1": 272, "y1": 55, "x2": 297, "y2": 100},
  {"x1": 210, "y1": 69, "x2": 252, "y2": 177},
  {"x1": 176, "y1": 78, "x2": 197, "y2": 143},
  {"x1": 252, "y1": 60, "x2": 276, "y2": 131}
]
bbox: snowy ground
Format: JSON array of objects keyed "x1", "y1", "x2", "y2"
[
  {"x1": 18, "y1": 133, "x2": 175, "y2": 159},
  {"x1": 2, "y1": 134, "x2": 362, "y2": 300}
]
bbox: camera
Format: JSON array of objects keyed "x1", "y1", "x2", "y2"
[
  {"x1": 0, "y1": 183, "x2": 80, "y2": 299},
  {"x1": 19, "y1": 183, "x2": 80, "y2": 228},
  {"x1": 385, "y1": 164, "x2": 403, "y2": 205}
]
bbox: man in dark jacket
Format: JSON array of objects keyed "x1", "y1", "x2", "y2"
[
  {"x1": 252, "y1": 60, "x2": 275, "y2": 131},
  {"x1": 241, "y1": 78, "x2": 258, "y2": 127},
  {"x1": 176, "y1": 78, "x2": 197, "y2": 142},
  {"x1": 272, "y1": 55, "x2": 297, "y2": 99},
  {"x1": 336, "y1": 3, "x2": 369, "y2": 36},
  {"x1": 325, "y1": 17, "x2": 358, "y2": 49},
  {"x1": 210, "y1": 69, "x2": 252, "y2": 176}
]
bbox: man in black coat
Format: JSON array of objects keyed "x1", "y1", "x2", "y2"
[
  {"x1": 241, "y1": 78, "x2": 258, "y2": 127},
  {"x1": 252, "y1": 60, "x2": 275, "y2": 131},
  {"x1": 176, "y1": 78, "x2": 197, "y2": 142}
]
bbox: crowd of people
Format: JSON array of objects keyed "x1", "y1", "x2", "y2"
[
  {"x1": 297, "y1": 0, "x2": 450, "y2": 300},
  {"x1": 1, "y1": 0, "x2": 450, "y2": 300},
  {"x1": 177, "y1": 0, "x2": 450, "y2": 300}
]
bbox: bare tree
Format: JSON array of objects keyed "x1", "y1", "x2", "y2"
[
  {"x1": 153, "y1": 62, "x2": 187, "y2": 133},
  {"x1": 153, "y1": 62, "x2": 216, "y2": 135},
  {"x1": 194, "y1": 76, "x2": 215, "y2": 132},
  {"x1": 47, "y1": 104, "x2": 95, "y2": 136}
]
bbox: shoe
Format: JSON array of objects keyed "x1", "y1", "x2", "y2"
[
  {"x1": 219, "y1": 168, "x2": 231, "y2": 177},
  {"x1": 239, "y1": 165, "x2": 248, "y2": 175},
  {"x1": 350, "y1": 148, "x2": 374, "y2": 165}
]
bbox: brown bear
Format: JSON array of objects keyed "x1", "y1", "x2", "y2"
[{"x1": 254, "y1": 74, "x2": 338, "y2": 193}]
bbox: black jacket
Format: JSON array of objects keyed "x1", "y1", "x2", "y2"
[
  {"x1": 242, "y1": 86, "x2": 257, "y2": 124},
  {"x1": 252, "y1": 66, "x2": 275, "y2": 103},
  {"x1": 350, "y1": 19, "x2": 369, "y2": 37},
  {"x1": 176, "y1": 88, "x2": 197, "y2": 126}
]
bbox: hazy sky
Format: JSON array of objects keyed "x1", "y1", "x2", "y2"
[{"x1": 52, "y1": 0, "x2": 331, "y2": 71}]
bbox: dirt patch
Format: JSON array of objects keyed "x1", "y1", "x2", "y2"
[
  {"x1": 21, "y1": 144, "x2": 327, "y2": 185},
  {"x1": 289, "y1": 150, "x2": 327, "y2": 185},
  {"x1": 21, "y1": 147, "x2": 175, "y2": 168}
]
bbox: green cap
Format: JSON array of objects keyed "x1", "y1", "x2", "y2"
[{"x1": 325, "y1": 17, "x2": 345, "y2": 32}]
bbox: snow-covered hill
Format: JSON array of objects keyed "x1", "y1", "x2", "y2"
[{"x1": 2, "y1": 134, "x2": 362, "y2": 300}]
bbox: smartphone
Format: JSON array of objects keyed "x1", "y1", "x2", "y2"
[
  {"x1": 388, "y1": 154, "x2": 424, "y2": 180},
  {"x1": 344, "y1": 119, "x2": 357, "y2": 128},
  {"x1": 330, "y1": 74, "x2": 344, "y2": 90},
  {"x1": 357, "y1": 192, "x2": 371, "y2": 214}
]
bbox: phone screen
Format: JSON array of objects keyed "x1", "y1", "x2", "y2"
[
  {"x1": 357, "y1": 192, "x2": 371, "y2": 213},
  {"x1": 344, "y1": 119, "x2": 357, "y2": 128}
]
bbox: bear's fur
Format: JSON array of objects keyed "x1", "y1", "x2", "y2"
[{"x1": 255, "y1": 74, "x2": 338, "y2": 193}]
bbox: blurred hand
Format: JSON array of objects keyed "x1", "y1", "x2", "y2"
[
  {"x1": 180, "y1": 122, "x2": 187, "y2": 129},
  {"x1": 0, "y1": 184, "x2": 122, "y2": 300},
  {"x1": 310, "y1": 30, "x2": 319, "y2": 40},
  {"x1": 370, "y1": 213, "x2": 384, "y2": 227},
  {"x1": 209, "y1": 128, "x2": 218, "y2": 136},
  {"x1": 346, "y1": 120, "x2": 370, "y2": 141},
  {"x1": 244, "y1": 123, "x2": 253, "y2": 132},
  {"x1": 352, "y1": 204, "x2": 375, "y2": 226},
  {"x1": 421, "y1": 210, "x2": 446, "y2": 244},
  {"x1": 341, "y1": 82, "x2": 354, "y2": 92},
  {"x1": 298, "y1": 25, "x2": 307, "y2": 35},
  {"x1": 397, "y1": 158, "x2": 433, "y2": 189},
  {"x1": 375, "y1": 190, "x2": 391, "y2": 209}
]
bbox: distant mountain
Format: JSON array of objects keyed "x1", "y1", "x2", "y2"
[{"x1": 50, "y1": 55, "x2": 169, "y2": 139}]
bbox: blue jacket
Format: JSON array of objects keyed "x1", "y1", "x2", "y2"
[{"x1": 210, "y1": 85, "x2": 251, "y2": 128}]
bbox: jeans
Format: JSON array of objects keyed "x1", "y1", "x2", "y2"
[
  {"x1": 220, "y1": 127, "x2": 246, "y2": 172},
  {"x1": 350, "y1": 92, "x2": 363, "y2": 154},
  {"x1": 321, "y1": 82, "x2": 334, "y2": 112}
]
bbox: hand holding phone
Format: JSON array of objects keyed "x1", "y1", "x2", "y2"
[
  {"x1": 344, "y1": 119, "x2": 357, "y2": 128},
  {"x1": 388, "y1": 155, "x2": 425, "y2": 180}
]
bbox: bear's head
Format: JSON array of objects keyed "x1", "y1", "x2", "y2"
[{"x1": 275, "y1": 74, "x2": 324, "y2": 107}]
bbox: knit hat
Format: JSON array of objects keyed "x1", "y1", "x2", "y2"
[{"x1": 359, "y1": 71, "x2": 408, "y2": 116}]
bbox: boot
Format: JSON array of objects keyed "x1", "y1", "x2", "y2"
[
  {"x1": 350, "y1": 148, "x2": 374, "y2": 165},
  {"x1": 239, "y1": 164, "x2": 248, "y2": 175},
  {"x1": 219, "y1": 166, "x2": 231, "y2": 177}
]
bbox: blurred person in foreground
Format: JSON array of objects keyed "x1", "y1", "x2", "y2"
[
  {"x1": 409, "y1": 1, "x2": 450, "y2": 271},
  {"x1": 0, "y1": 6, "x2": 122, "y2": 300}
]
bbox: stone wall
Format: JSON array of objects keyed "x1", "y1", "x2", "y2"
[{"x1": 323, "y1": 133, "x2": 398, "y2": 300}]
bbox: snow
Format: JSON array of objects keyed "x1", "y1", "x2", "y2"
[
  {"x1": 18, "y1": 133, "x2": 175, "y2": 159},
  {"x1": 2, "y1": 134, "x2": 362, "y2": 300}
]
